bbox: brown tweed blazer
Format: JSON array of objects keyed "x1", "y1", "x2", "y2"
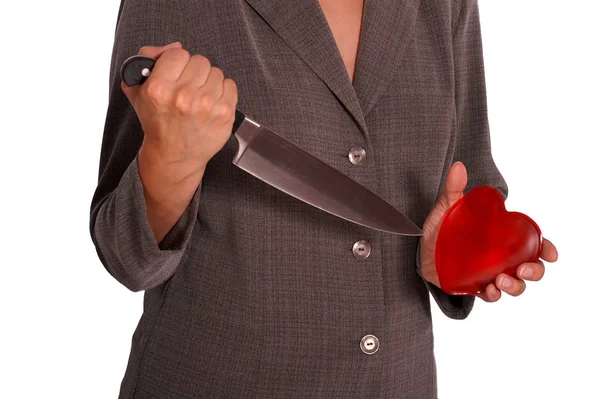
[{"x1": 89, "y1": 0, "x2": 508, "y2": 397}]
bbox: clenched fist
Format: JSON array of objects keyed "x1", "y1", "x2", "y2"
[
  {"x1": 119, "y1": 41, "x2": 239, "y2": 244},
  {"x1": 121, "y1": 41, "x2": 238, "y2": 181}
]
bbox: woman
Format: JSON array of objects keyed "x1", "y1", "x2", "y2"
[{"x1": 89, "y1": 0, "x2": 558, "y2": 397}]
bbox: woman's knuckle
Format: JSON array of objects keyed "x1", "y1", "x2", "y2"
[
  {"x1": 143, "y1": 81, "x2": 167, "y2": 104},
  {"x1": 213, "y1": 103, "x2": 232, "y2": 120},
  {"x1": 196, "y1": 93, "x2": 215, "y2": 111},
  {"x1": 174, "y1": 87, "x2": 194, "y2": 113}
]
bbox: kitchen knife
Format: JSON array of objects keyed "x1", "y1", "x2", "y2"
[{"x1": 120, "y1": 55, "x2": 423, "y2": 236}]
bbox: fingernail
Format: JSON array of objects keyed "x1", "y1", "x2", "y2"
[
  {"x1": 520, "y1": 266, "x2": 533, "y2": 279},
  {"x1": 500, "y1": 276, "x2": 512, "y2": 289}
]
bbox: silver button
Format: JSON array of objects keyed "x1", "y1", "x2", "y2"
[
  {"x1": 360, "y1": 334, "x2": 379, "y2": 355},
  {"x1": 352, "y1": 240, "x2": 371, "y2": 259},
  {"x1": 348, "y1": 146, "x2": 366, "y2": 165}
]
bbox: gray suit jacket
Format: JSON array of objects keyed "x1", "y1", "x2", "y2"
[{"x1": 90, "y1": 0, "x2": 508, "y2": 397}]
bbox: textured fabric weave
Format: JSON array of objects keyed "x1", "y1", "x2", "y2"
[{"x1": 89, "y1": 0, "x2": 508, "y2": 397}]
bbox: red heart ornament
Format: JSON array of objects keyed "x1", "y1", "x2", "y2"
[{"x1": 435, "y1": 185, "x2": 543, "y2": 295}]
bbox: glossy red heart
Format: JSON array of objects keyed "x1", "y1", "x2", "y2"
[{"x1": 435, "y1": 185, "x2": 543, "y2": 295}]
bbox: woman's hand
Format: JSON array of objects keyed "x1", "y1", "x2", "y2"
[
  {"x1": 475, "y1": 238, "x2": 558, "y2": 302},
  {"x1": 419, "y1": 162, "x2": 559, "y2": 301},
  {"x1": 119, "y1": 41, "x2": 239, "y2": 244},
  {"x1": 121, "y1": 41, "x2": 238, "y2": 182}
]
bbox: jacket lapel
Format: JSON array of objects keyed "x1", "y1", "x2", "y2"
[
  {"x1": 245, "y1": 0, "x2": 422, "y2": 136},
  {"x1": 352, "y1": 0, "x2": 422, "y2": 117},
  {"x1": 245, "y1": 0, "x2": 368, "y2": 137}
]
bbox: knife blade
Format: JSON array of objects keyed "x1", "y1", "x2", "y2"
[{"x1": 120, "y1": 54, "x2": 423, "y2": 236}]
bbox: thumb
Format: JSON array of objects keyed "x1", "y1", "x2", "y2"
[
  {"x1": 440, "y1": 161, "x2": 468, "y2": 208},
  {"x1": 120, "y1": 41, "x2": 182, "y2": 102}
]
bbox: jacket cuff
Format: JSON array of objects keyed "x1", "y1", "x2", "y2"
[
  {"x1": 92, "y1": 153, "x2": 202, "y2": 292},
  {"x1": 416, "y1": 241, "x2": 475, "y2": 320}
]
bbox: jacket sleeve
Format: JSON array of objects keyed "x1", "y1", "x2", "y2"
[
  {"x1": 89, "y1": 0, "x2": 201, "y2": 292},
  {"x1": 417, "y1": 0, "x2": 509, "y2": 319}
]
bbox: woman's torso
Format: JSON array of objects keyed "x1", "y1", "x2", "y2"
[{"x1": 118, "y1": 0, "x2": 461, "y2": 397}]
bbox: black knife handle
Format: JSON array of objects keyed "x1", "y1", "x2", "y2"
[
  {"x1": 120, "y1": 54, "x2": 155, "y2": 87},
  {"x1": 119, "y1": 54, "x2": 246, "y2": 133}
]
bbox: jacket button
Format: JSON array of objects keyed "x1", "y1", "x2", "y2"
[
  {"x1": 352, "y1": 240, "x2": 371, "y2": 259},
  {"x1": 360, "y1": 334, "x2": 379, "y2": 355},
  {"x1": 348, "y1": 146, "x2": 366, "y2": 165}
]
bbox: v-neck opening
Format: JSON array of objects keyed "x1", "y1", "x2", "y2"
[{"x1": 314, "y1": 0, "x2": 367, "y2": 90}]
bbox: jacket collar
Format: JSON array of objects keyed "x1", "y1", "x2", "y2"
[{"x1": 245, "y1": 0, "x2": 421, "y2": 138}]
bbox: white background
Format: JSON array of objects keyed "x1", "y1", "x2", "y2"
[{"x1": 0, "y1": 0, "x2": 598, "y2": 398}]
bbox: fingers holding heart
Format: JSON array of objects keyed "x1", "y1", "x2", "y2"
[
  {"x1": 495, "y1": 273, "x2": 526, "y2": 296},
  {"x1": 476, "y1": 283, "x2": 502, "y2": 302},
  {"x1": 494, "y1": 243, "x2": 548, "y2": 296},
  {"x1": 477, "y1": 261, "x2": 544, "y2": 301},
  {"x1": 517, "y1": 260, "x2": 545, "y2": 281},
  {"x1": 540, "y1": 238, "x2": 559, "y2": 262}
]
